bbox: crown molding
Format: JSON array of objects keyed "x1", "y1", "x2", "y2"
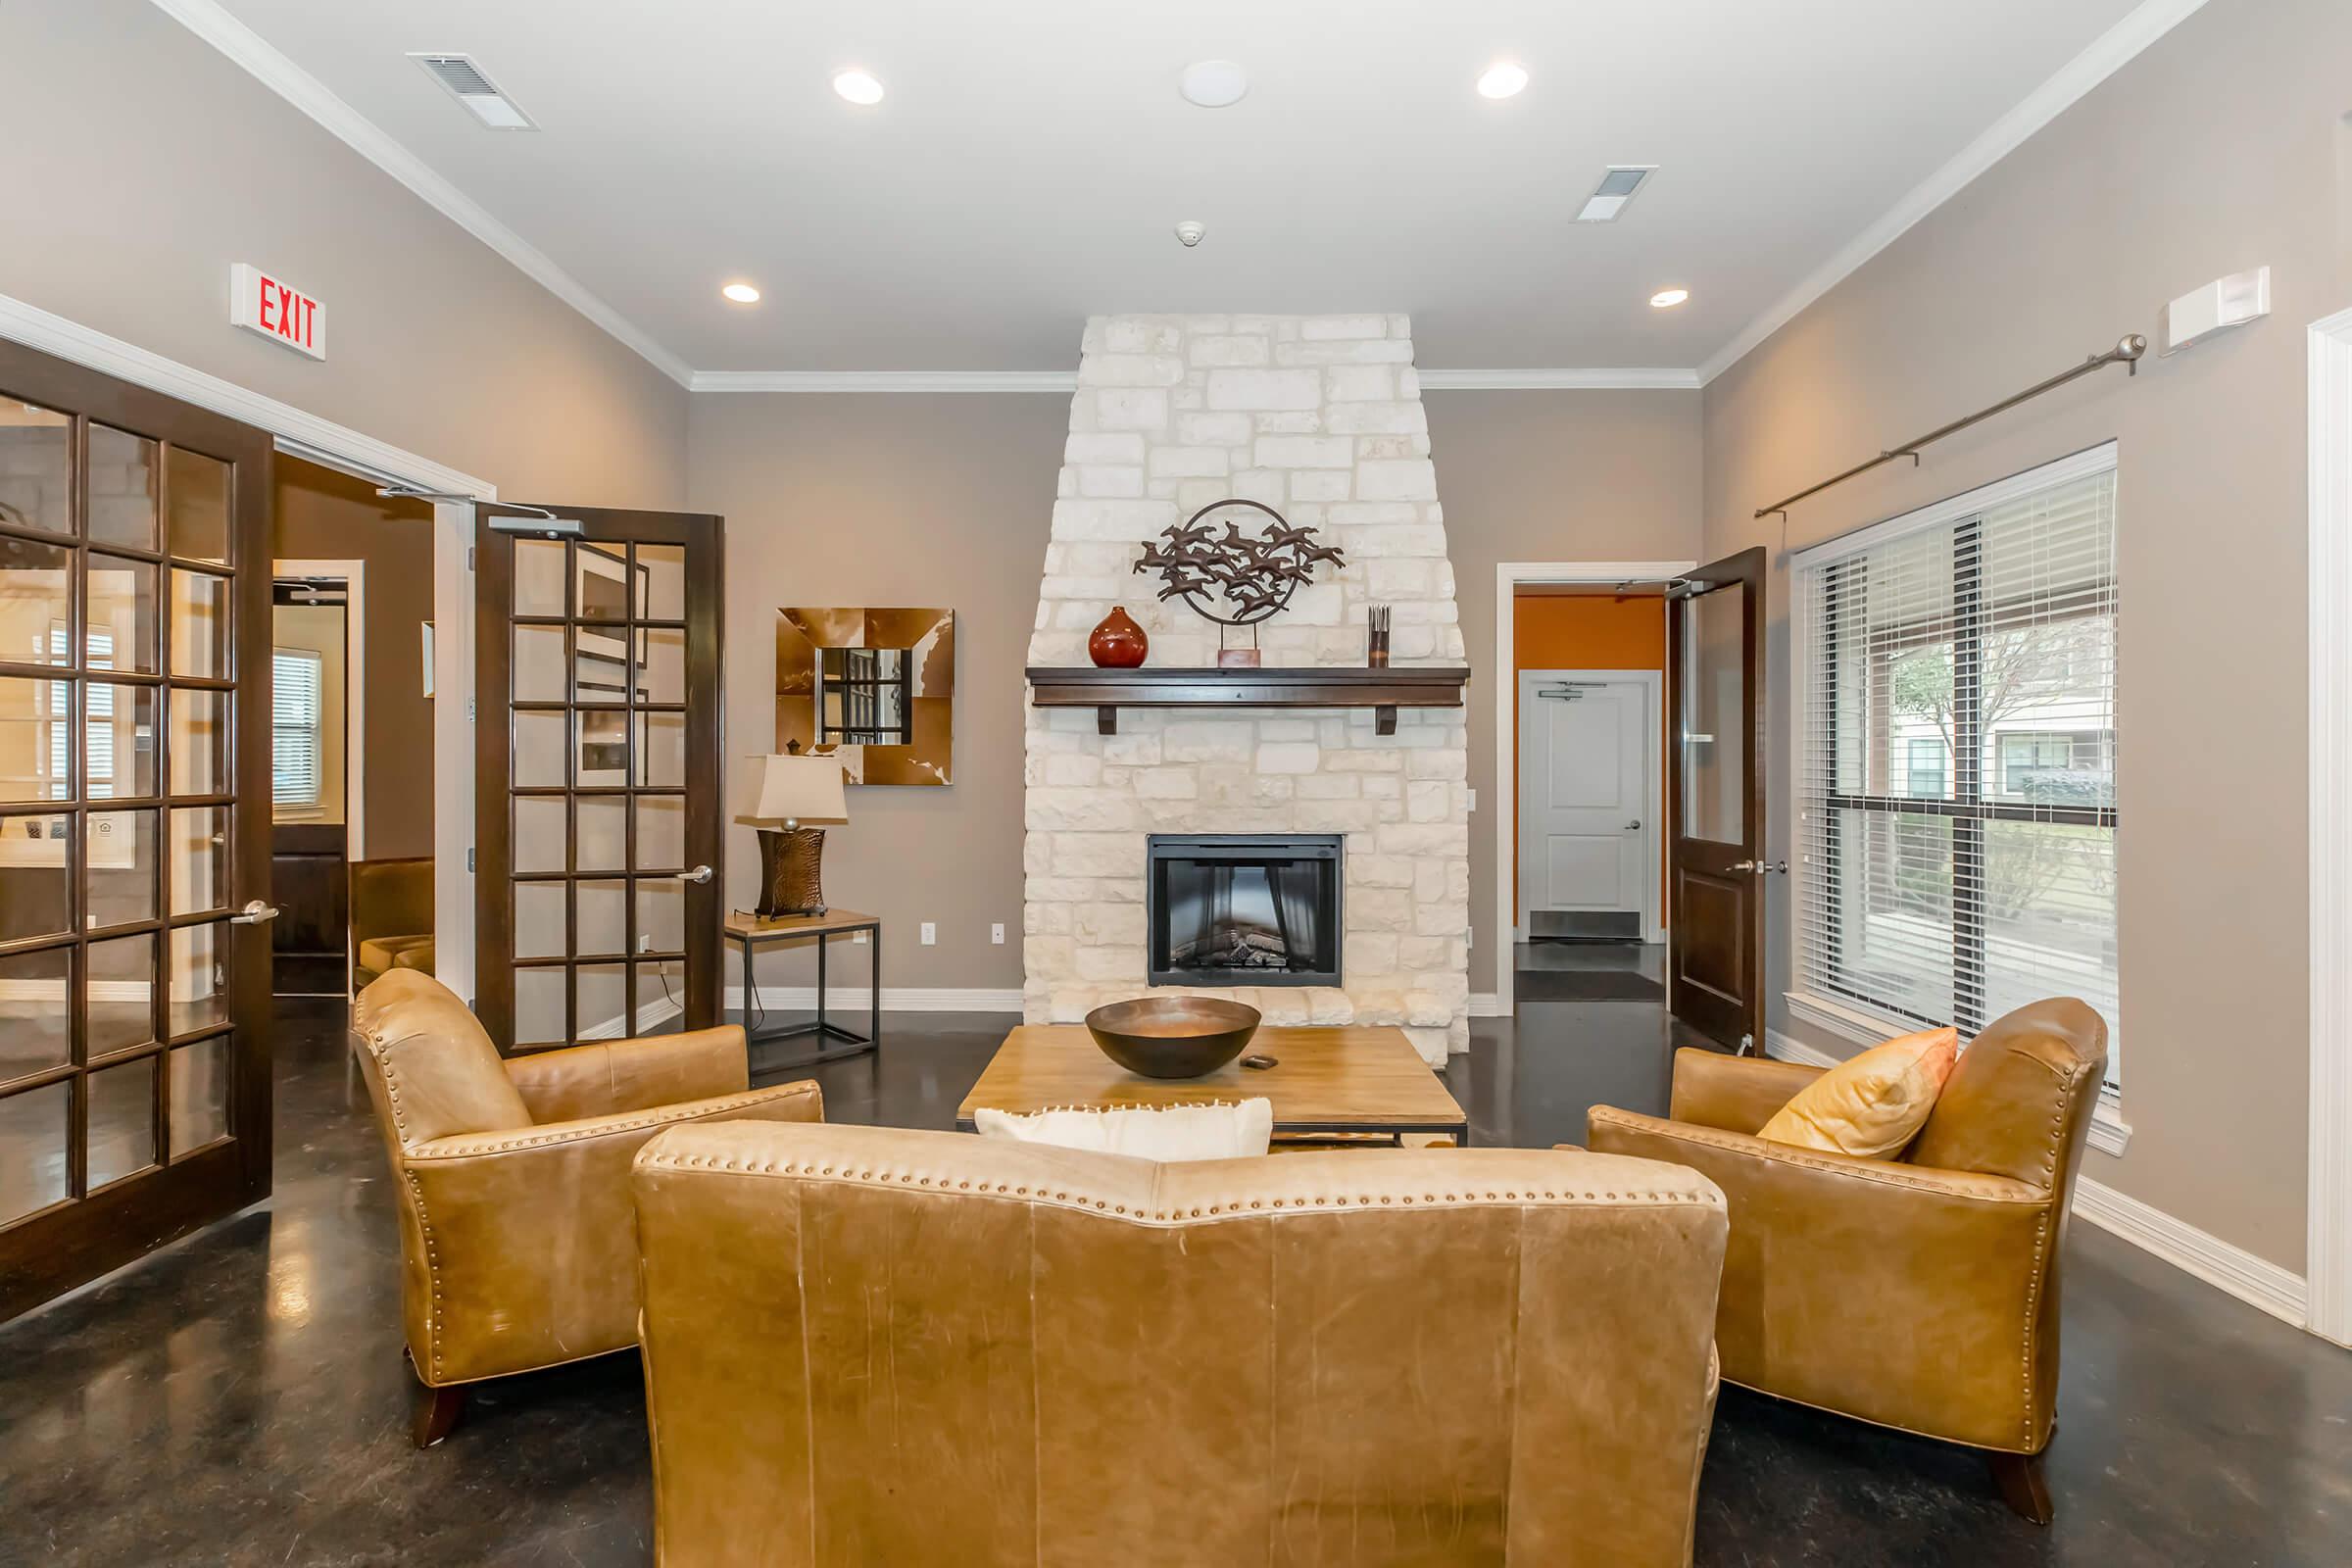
[
  {"x1": 690, "y1": 369, "x2": 1081, "y2": 394},
  {"x1": 150, "y1": 0, "x2": 695, "y2": 389},
  {"x1": 1416, "y1": 368, "x2": 1700, "y2": 391},
  {"x1": 1696, "y1": 0, "x2": 2210, "y2": 386},
  {"x1": 691, "y1": 367, "x2": 1702, "y2": 394}
]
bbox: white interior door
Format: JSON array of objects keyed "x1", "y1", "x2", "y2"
[{"x1": 1519, "y1": 672, "x2": 1652, "y2": 934}]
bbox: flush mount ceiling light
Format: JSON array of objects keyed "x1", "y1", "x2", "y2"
[
  {"x1": 1179, "y1": 60, "x2": 1249, "y2": 108},
  {"x1": 721, "y1": 282, "x2": 762, "y2": 304},
  {"x1": 1577, "y1": 166, "x2": 1655, "y2": 222},
  {"x1": 410, "y1": 53, "x2": 537, "y2": 130},
  {"x1": 1475, "y1": 62, "x2": 1529, "y2": 100},
  {"x1": 1650, "y1": 287, "x2": 1690, "y2": 309},
  {"x1": 832, "y1": 69, "x2": 885, "y2": 105}
]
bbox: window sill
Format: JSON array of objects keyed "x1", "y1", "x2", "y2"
[{"x1": 1783, "y1": 990, "x2": 2131, "y2": 1155}]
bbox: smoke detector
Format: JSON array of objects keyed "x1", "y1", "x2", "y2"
[
  {"x1": 1179, "y1": 61, "x2": 1248, "y2": 108},
  {"x1": 411, "y1": 53, "x2": 537, "y2": 129},
  {"x1": 1174, "y1": 220, "x2": 1206, "y2": 248}
]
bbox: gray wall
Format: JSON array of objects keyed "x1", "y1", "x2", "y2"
[
  {"x1": 689, "y1": 387, "x2": 1704, "y2": 997},
  {"x1": 0, "y1": 1, "x2": 688, "y2": 507},
  {"x1": 1425, "y1": 391, "x2": 1705, "y2": 993},
  {"x1": 688, "y1": 394, "x2": 1066, "y2": 995},
  {"x1": 1701, "y1": 0, "x2": 2352, "y2": 1270}
]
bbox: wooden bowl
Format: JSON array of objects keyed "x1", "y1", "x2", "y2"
[{"x1": 1084, "y1": 997, "x2": 1262, "y2": 1080}]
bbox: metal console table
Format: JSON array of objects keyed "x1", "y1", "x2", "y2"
[{"x1": 727, "y1": 908, "x2": 881, "y2": 1071}]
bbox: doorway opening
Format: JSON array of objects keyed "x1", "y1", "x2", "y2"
[
  {"x1": 270, "y1": 457, "x2": 436, "y2": 1000},
  {"x1": 1493, "y1": 562, "x2": 1690, "y2": 1018}
]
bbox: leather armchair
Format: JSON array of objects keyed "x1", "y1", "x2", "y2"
[
  {"x1": 1588, "y1": 999, "x2": 2108, "y2": 1523},
  {"x1": 351, "y1": 969, "x2": 823, "y2": 1446},
  {"x1": 632, "y1": 1122, "x2": 1730, "y2": 1568}
]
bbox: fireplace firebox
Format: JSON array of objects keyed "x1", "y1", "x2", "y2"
[{"x1": 1147, "y1": 834, "x2": 1343, "y2": 988}]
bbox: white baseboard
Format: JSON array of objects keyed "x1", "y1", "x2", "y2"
[
  {"x1": 725, "y1": 984, "x2": 1023, "y2": 1014},
  {"x1": 2068, "y1": 1176, "x2": 2309, "y2": 1329},
  {"x1": 1469, "y1": 992, "x2": 1501, "y2": 1017},
  {"x1": 1766, "y1": 1030, "x2": 2311, "y2": 1332}
]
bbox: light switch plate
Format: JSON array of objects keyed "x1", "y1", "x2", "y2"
[{"x1": 920, "y1": 922, "x2": 937, "y2": 946}]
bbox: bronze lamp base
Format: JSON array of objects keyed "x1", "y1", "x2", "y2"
[{"x1": 755, "y1": 826, "x2": 830, "y2": 918}]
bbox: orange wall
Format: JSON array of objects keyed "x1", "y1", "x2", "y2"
[{"x1": 1511, "y1": 594, "x2": 1668, "y2": 915}]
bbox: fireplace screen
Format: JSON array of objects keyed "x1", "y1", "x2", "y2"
[{"x1": 1148, "y1": 834, "x2": 1343, "y2": 988}]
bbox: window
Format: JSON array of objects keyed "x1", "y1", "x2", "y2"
[
  {"x1": 1904, "y1": 738, "x2": 1946, "y2": 800},
  {"x1": 271, "y1": 647, "x2": 324, "y2": 810},
  {"x1": 1793, "y1": 445, "x2": 2119, "y2": 1089},
  {"x1": 817, "y1": 646, "x2": 912, "y2": 746}
]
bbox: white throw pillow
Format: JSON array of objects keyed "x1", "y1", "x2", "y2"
[{"x1": 973, "y1": 1099, "x2": 1273, "y2": 1162}]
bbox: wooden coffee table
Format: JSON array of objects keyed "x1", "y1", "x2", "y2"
[{"x1": 956, "y1": 1024, "x2": 1470, "y2": 1146}]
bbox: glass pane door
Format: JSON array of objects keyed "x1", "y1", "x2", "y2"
[
  {"x1": 1667, "y1": 547, "x2": 1767, "y2": 1053},
  {"x1": 0, "y1": 342, "x2": 271, "y2": 1321},
  {"x1": 475, "y1": 510, "x2": 722, "y2": 1052}
]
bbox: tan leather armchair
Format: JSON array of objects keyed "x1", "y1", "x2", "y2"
[
  {"x1": 633, "y1": 1122, "x2": 1730, "y2": 1568},
  {"x1": 351, "y1": 969, "x2": 823, "y2": 1446},
  {"x1": 1588, "y1": 999, "x2": 2108, "y2": 1523}
]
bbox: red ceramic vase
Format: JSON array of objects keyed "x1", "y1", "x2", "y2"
[{"x1": 1088, "y1": 606, "x2": 1149, "y2": 668}]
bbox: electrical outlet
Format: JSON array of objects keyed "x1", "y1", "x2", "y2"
[
  {"x1": 852, "y1": 930, "x2": 867, "y2": 945},
  {"x1": 638, "y1": 933, "x2": 652, "y2": 954},
  {"x1": 991, "y1": 922, "x2": 1005, "y2": 945},
  {"x1": 1466, "y1": 788, "x2": 1477, "y2": 812},
  {"x1": 920, "y1": 921, "x2": 937, "y2": 946}
]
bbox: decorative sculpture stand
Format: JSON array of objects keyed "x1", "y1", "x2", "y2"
[{"x1": 1133, "y1": 499, "x2": 1347, "y2": 666}]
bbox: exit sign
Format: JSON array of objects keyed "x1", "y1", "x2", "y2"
[{"x1": 229, "y1": 264, "x2": 325, "y2": 360}]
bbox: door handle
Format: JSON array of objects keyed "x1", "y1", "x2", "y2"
[
  {"x1": 668, "y1": 864, "x2": 715, "y2": 884},
  {"x1": 229, "y1": 900, "x2": 280, "y2": 925},
  {"x1": 1624, "y1": 819, "x2": 1642, "y2": 830},
  {"x1": 1728, "y1": 859, "x2": 1788, "y2": 875}
]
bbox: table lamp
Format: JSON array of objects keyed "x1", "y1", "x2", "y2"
[{"x1": 737, "y1": 751, "x2": 849, "y2": 918}]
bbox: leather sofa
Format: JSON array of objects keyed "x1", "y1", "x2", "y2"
[
  {"x1": 350, "y1": 856, "x2": 435, "y2": 988},
  {"x1": 350, "y1": 969, "x2": 823, "y2": 1446},
  {"x1": 1588, "y1": 999, "x2": 2109, "y2": 1522},
  {"x1": 632, "y1": 1121, "x2": 1730, "y2": 1567}
]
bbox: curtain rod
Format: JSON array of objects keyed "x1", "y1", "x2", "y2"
[{"x1": 1754, "y1": 334, "x2": 2146, "y2": 521}]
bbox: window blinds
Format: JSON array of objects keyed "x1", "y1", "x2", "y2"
[
  {"x1": 1792, "y1": 446, "x2": 2119, "y2": 1085},
  {"x1": 272, "y1": 648, "x2": 324, "y2": 808}
]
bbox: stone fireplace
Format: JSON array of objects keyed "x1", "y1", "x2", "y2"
[{"x1": 1022, "y1": 314, "x2": 1469, "y2": 1063}]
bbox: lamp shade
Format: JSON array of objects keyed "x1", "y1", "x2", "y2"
[{"x1": 736, "y1": 753, "x2": 848, "y2": 826}]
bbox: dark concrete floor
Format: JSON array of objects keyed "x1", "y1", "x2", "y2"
[{"x1": 2, "y1": 981, "x2": 2348, "y2": 1565}]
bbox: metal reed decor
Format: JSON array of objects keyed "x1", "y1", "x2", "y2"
[{"x1": 1133, "y1": 499, "x2": 1347, "y2": 666}]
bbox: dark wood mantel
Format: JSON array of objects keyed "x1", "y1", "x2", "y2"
[{"x1": 1025, "y1": 664, "x2": 1471, "y2": 736}]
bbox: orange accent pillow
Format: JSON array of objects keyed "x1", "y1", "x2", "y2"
[{"x1": 1756, "y1": 1027, "x2": 1960, "y2": 1158}]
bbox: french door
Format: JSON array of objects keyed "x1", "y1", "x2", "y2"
[
  {"x1": 1667, "y1": 547, "x2": 1769, "y2": 1052},
  {"x1": 474, "y1": 507, "x2": 724, "y2": 1053},
  {"x1": 0, "y1": 340, "x2": 273, "y2": 1320}
]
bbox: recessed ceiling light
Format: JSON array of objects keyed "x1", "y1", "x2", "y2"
[
  {"x1": 1179, "y1": 60, "x2": 1249, "y2": 109},
  {"x1": 721, "y1": 282, "x2": 761, "y2": 304},
  {"x1": 1476, "y1": 63, "x2": 1529, "y2": 100},
  {"x1": 1650, "y1": 288, "x2": 1690, "y2": 309},
  {"x1": 832, "y1": 69, "x2": 884, "y2": 105}
]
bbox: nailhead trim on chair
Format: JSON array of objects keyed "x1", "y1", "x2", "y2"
[
  {"x1": 1586, "y1": 1107, "x2": 2045, "y2": 1201},
  {"x1": 405, "y1": 1084, "x2": 819, "y2": 1158},
  {"x1": 635, "y1": 1148, "x2": 1725, "y2": 1227}
]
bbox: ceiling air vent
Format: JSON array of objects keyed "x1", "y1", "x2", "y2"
[
  {"x1": 410, "y1": 53, "x2": 538, "y2": 130},
  {"x1": 1577, "y1": 166, "x2": 1655, "y2": 222}
]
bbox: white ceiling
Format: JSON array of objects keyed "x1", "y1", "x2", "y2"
[{"x1": 191, "y1": 0, "x2": 2175, "y2": 380}]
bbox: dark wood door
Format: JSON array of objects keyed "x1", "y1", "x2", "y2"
[
  {"x1": 270, "y1": 822, "x2": 347, "y2": 996},
  {"x1": 475, "y1": 507, "x2": 724, "y2": 1053},
  {"x1": 1667, "y1": 547, "x2": 1768, "y2": 1053},
  {"x1": 0, "y1": 338, "x2": 274, "y2": 1321}
]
